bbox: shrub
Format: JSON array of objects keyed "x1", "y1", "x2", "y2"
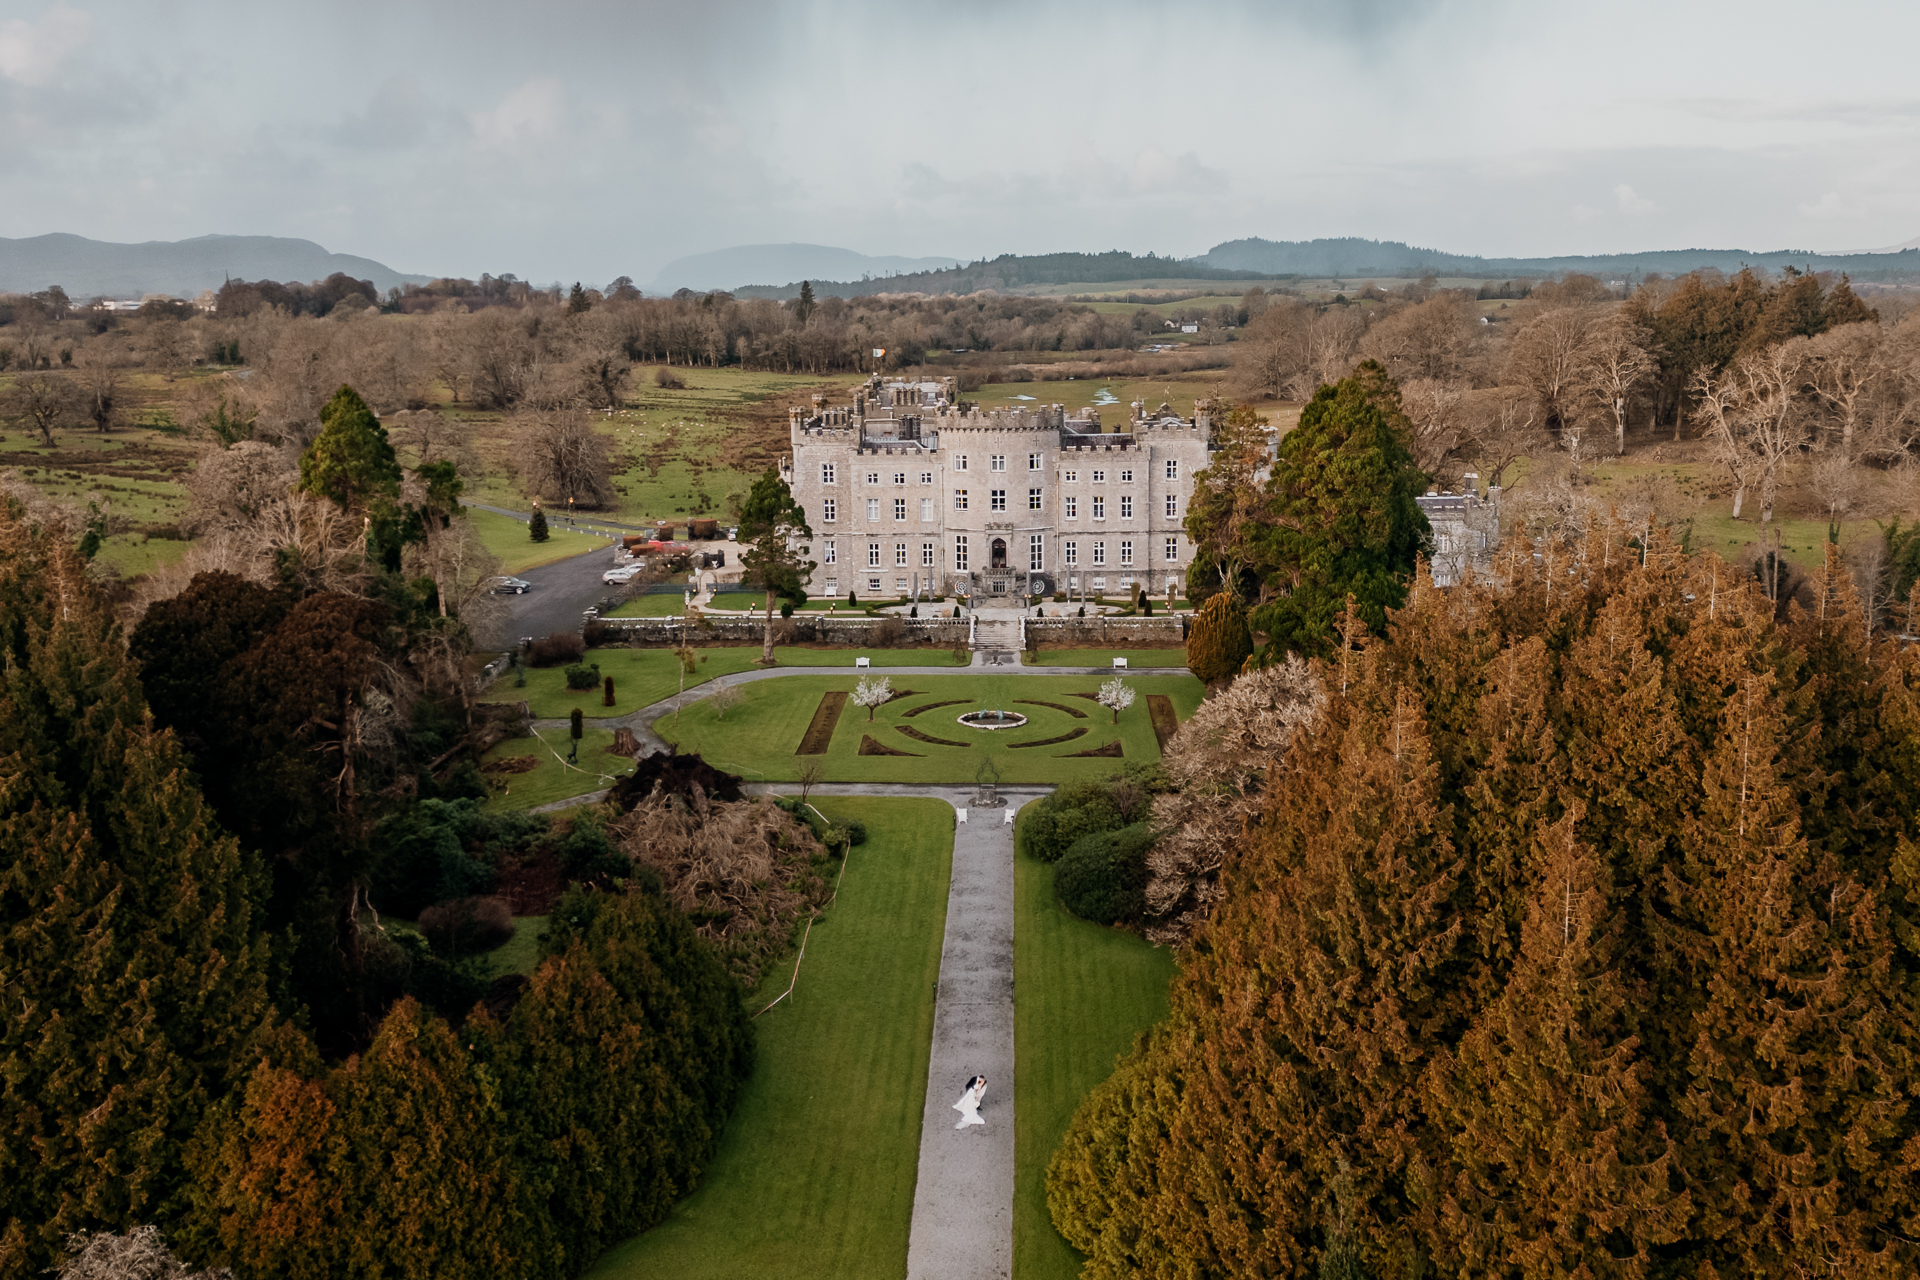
[
  {"x1": 419, "y1": 895, "x2": 517, "y2": 955},
  {"x1": 371, "y1": 797, "x2": 533, "y2": 916},
  {"x1": 1018, "y1": 779, "x2": 1148, "y2": 863},
  {"x1": 654, "y1": 364, "x2": 687, "y2": 389},
  {"x1": 558, "y1": 811, "x2": 625, "y2": 877},
  {"x1": 848, "y1": 590, "x2": 858, "y2": 605},
  {"x1": 843, "y1": 819, "x2": 868, "y2": 847},
  {"x1": 582, "y1": 617, "x2": 612, "y2": 646},
  {"x1": 1054, "y1": 823, "x2": 1155, "y2": 925},
  {"x1": 564, "y1": 662, "x2": 601, "y2": 690},
  {"x1": 780, "y1": 600, "x2": 794, "y2": 618},
  {"x1": 1187, "y1": 592, "x2": 1253, "y2": 683},
  {"x1": 529, "y1": 631, "x2": 586, "y2": 667},
  {"x1": 1054, "y1": 591, "x2": 1067, "y2": 602}
]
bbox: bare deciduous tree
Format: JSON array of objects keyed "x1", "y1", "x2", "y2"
[
  {"x1": 1803, "y1": 321, "x2": 1886, "y2": 454},
  {"x1": 2, "y1": 371, "x2": 82, "y2": 445},
  {"x1": 1576, "y1": 310, "x2": 1657, "y2": 456},
  {"x1": 511, "y1": 408, "x2": 615, "y2": 508},
  {"x1": 1694, "y1": 343, "x2": 1810, "y2": 525},
  {"x1": 1460, "y1": 385, "x2": 1546, "y2": 490},
  {"x1": 1399, "y1": 376, "x2": 1468, "y2": 473},
  {"x1": 1504, "y1": 305, "x2": 1595, "y2": 452}
]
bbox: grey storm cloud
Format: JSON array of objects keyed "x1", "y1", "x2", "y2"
[{"x1": 2, "y1": 0, "x2": 1918, "y2": 283}]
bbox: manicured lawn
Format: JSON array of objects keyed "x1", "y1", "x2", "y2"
[
  {"x1": 588, "y1": 798, "x2": 952, "y2": 1280},
  {"x1": 481, "y1": 727, "x2": 621, "y2": 811},
  {"x1": 1013, "y1": 816, "x2": 1177, "y2": 1280},
  {"x1": 656, "y1": 672, "x2": 1203, "y2": 784},
  {"x1": 605, "y1": 592, "x2": 695, "y2": 618},
  {"x1": 1024, "y1": 648, "x2": 1188, "y2": 668},
  {"x1": 468, "y1": 506, "x2": 613, "y2": 574},
  {"x1": 483, "y1": 647, "x2": 970, "y2": 720}
]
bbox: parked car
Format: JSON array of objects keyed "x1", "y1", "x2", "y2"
[
  {"x1": 491, "y1": 576, "x2": 532, "y2": 594},
  {"x1": 602, "y1": 565, "x2": 642, "y2": 584}
]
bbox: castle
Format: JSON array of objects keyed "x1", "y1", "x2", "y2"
[{"x1": 781, "y1": 374, "x2": 1216, "y2": 602}]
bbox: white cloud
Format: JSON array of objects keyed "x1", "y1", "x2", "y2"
[
  {"x1": 1798, "y1": 191, "x2": 1847, "y2": 218},
  {"x1": 0, "y1": 3, "x2": 92, "y2": 87},
  {"x1": 469, "y1": 78, "x2": 566, "y2": 147},
  {"x1": 1614, "y1": 183, "x2": 1656, "y2": 215}
]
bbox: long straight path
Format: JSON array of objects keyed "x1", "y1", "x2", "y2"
[{"x1": 747, "y1": 782, "x2": 1041, "y2": 1280}]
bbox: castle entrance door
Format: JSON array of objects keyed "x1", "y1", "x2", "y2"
[{"x1": 990, "y1": 538, "x2": 1007, "y2": 569}]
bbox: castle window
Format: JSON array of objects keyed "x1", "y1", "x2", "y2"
[
  {"x1": 1063, "y1": 469, "x2": 1077, "y2": 482},
  {"x1": 866, "y1": 499, "x2": 880, "y2": 521},
  {"x1": 1164, "y1": 537, "x2": 1179, "y2": 562},
  {"x1": 922, "y1": 542, "x2": 936, "y2": 566},
  {"x1": 825, "y1": 577, "x2": 837, "y2": 595},
  {"x1": 1120, "y1": 468, "x2": 1133, "y2": 482},
  {"x1": 1092, "y1": 541, "x2": 1106, "y2": 566},
  {"x1": 894, "y1": 498, "x2": 907, "y2": 521},
  {"x1": 954, "y1": 489, "x2": 969, "y2": 511},
  {"x1": 823, "y1": 540, "x2": 836, "y2": 564},
  {"x1": 1028, "y1": 488, "x2": 1043, "y2": 510},
  {"x1": 1165, "y1": 494, "x2": 1177, "y2": 518},
  {"x1": 868, "y1": 543, "x2": 881, "y2": 567},
  {"x1": 920, "y1": 498, "x2": 934, "y2": 521},
  {"x1": 1092, "y1": 496, "x2": 1106, "y2": 520},
  {"x1": 1119, "y1": 495, "x2": 1133, "y2": 519},
  {"x1": 920, "y1": 471, "x2": 933, "y2": 484},
  {"x1": 1029, "y1": 534, "x2": 1044, "y2": 570},
  {"x1": 990, "y1": 454, "x2": 1005, "y2": 472},
  {"x1": 954, "y1": 535, "x2": 970, "y2": 570},
  {"x1": 1064, "y1": 496, "x2": 1078, "y2": 519},
  {"x1": 1028, "y1": 452, "x2": 1043, "y2": 470},
  {"x1": 822, "y1": 498, "x2": 837, "y2": 522},
  {"x1": 895, "y1": 542, "x2": 908, "y2": 566},
  {"x1": 1119, "y1": 540, "x2": 1134, "y2": 566},
  {"x1": 1165, "y1": 459, "x2": 1179, "y2": 480},
  {"x1": 821, "y1": 463, "x2": 836, "y2": 484},
  {"x1": 954, "y1": 454, "x2": 969, "y2": 471},
  {"x1": 1091, "y1": 469, "x2": 1105, "y2": 483},
  {"x1": 867, "y1": 472, "x2": 879, "y2": 485},
  {"x1": 894, "y1": 472, "x2": 906, "y2": 485},
  {"x1": 1064, "y1": 540, "x2": 1078, "y2": 566},
  {"x1": 990, "y1": 490, "x2": 1007, "y2": 512}
]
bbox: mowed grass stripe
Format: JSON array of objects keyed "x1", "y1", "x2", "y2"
[
  {"x1": 1013, "y1": 830, "x2": 1176, "y2": 1280},
  {"x1": 588, "y1": 798, "x2": 952, "y2": 1280}
]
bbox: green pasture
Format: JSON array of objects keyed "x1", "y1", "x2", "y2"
[
  {"x1": 1013, "y1": 810, "x2": 1177, "y2": 1280},
  {"x1": 91, "y1": 533, "x2": 191, "y2": 577},
  {"x1": 588, "y1": 797, "x2": 951, "y2": 1280},
  {"x1": 1022, "y1": 648, "x2": 1188, "y2": 668},
  {"x1": 467, "y1": 506, "x2": 613, "y2": 575},
  {"x1": 483, "y1": 646, "x2": 972, "y2": 721},
  {"x1": 655, "y1": 672, "x2": 1203, "y2": 784},
  {"x1": 480, "y1": 726, "x2": 619, "y2": 811}
]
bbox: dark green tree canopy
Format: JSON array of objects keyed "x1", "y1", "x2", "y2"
[
  {"x1": 737, "y1": 469, "x2": 815, "y2": 663},
  {"x1": 299, "y1": 385, "x2": 401, "y2": 511},
  {"x1": 1249, "y1": 361, "x2": 1430, "y2": 658}
]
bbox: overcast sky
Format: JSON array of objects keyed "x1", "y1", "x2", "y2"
[{"x1": 3, "y1": 0, "x2": 1918, "y2": 283}]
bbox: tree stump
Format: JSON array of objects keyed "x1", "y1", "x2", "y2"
[{"x1": 611, "y1": 727, "x2": 640, "y2": 757}]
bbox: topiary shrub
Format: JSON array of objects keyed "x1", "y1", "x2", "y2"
[
  {"x1": 564, "y1": 662, "x2": 601, "y2": 690},
  {"x1": 1187, "y1": 592, "x2": 1254, "y2": 683},
  {"x1": 843, "y1": 819, "x2": 867, "y2": 847},
  {"x1": 529, "y1": 631, "x2": 586, "y2": 667},
  {"x1": 780, "y1": 600, "x2": 794, "y2": 618},
  {"x1": 419, "y1": 895, "x2": 517, "y2": 955},
  {"x1": 1053, "y1": 822, "x2": 1155, "y2": 925}
]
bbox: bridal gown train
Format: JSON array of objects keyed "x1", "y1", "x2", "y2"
[{"x1": 953, "y1": 1081, "x2": 986, "y2": 1129}]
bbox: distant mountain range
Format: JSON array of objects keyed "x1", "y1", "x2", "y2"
[
  {"x1": 0, "y1": 234, "x2": 430, "y2": 299},
  {"x1": 648, "y1": 243, "x2": 967, "y2": 295},
  {"x1": 723, "y1": 237, "x2": 1920, "y2": 299},
  {"x1": 1193, "y1": 236, "x2": 1920, "y2": 281}
]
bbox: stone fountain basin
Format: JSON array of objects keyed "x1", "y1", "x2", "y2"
[{"x1": 957, "y1": 709, "x2": 1028, "y2": 731}]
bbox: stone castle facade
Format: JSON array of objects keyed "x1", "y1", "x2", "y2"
[{"x1": 780, "y1": 375, "x2": 1216, "y2": 601}]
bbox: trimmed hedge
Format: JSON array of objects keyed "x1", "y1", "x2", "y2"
[{"x1": 1053, "y1": 823, "x2": 1155, "y2": 925}]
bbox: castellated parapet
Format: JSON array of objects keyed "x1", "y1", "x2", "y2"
[{"x1": 780, "y1": 374, "x2": 1214, "y2": 602}]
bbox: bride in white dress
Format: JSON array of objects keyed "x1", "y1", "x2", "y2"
[{"x1": 953, "y1": 1075, "x2": 987, "y2": 1129}]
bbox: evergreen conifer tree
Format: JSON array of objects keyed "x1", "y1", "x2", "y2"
[
  {"x1": 529, "y1": 503, "x2": 549, "y2": 542},
  {"x1": 0, "y1": 503, "x2": 271, "y2": 1277},
  {"x1": 1185, "y1": 592, "x2": 1253, "y2": 684},
  {"x1": 298, "y1": 385, "x2": 400, "y2": 511}
]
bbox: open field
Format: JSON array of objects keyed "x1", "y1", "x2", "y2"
[
  {"x1": 1013, "y1": 822, "x2": 1176, "y2": 1280},
  {"x1": 483, "y1": 646, "x2": 972, "y2": 720},
  {"x1": 655, "y1": 672, "x2": 1204, "y2": 784},
  {"x1": 467, "y1": 506, "x2": 614, "y2": 574},
  {"x1": 587, "y1": 798, "x2": 951, "y2": 1280}
]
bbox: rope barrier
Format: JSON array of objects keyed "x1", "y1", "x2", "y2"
[
  {"x1": 526, "y1": 724, "x2": 621, "y2": 784},
  {"x1": 753, "y1": 799, "x2": 851, "y2": 1019}
]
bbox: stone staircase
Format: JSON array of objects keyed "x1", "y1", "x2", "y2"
[{"x1": 970, "y1": 617, "x2": 1022, "y2": 655}]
